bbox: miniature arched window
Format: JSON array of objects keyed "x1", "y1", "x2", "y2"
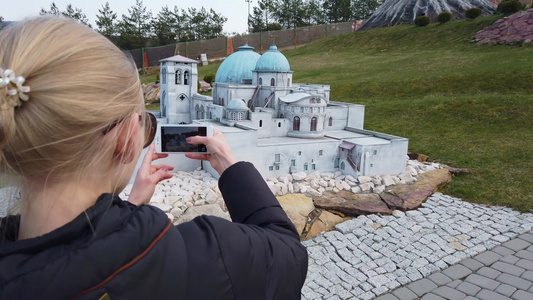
[
  {"x1": 238, "y1": 112, "x2": 244, "y2": 121},
  {"x1": 311, "y1": 117, "x2": 318, "y2": 131},
  {"x1": 271, "y1": 78, "x2": 275, "y2": 86},
  {"x1": 162, "y1": 68, "x2": 167, "y2": 84},
  {"x1": 278, "y1": 122, "x2": 281, "y2": 128},
  {"x1": 293, "y1": 116, "x2": 300, "y2": 131},
  {"x1": 259, "y1": 120, "x2": 263, "y2": 127},
  {"x1": 259, "y1": 78, "x2": 263, "y2": 85},
  {"x1": 341, "y1": 162, "x2": 345, "y2": 170},
  {"x1": 329, "y1": 117, "x2": 333, "y2": 126},
  {"x1": 162, "y1": 91, "x2": 166, "y2": 105},
  {"x1": 287, "y1": 78, "x2": 290, "y2": 86},
  {"x1": 184, "y1": 71, "x2": 189, "y2": 85},
  {"x1": 231, "y1": 112, "x2": 236, "y2": 120},
  {"x1": 175, "y1": 70, "x2": 182, "y2": 85}
]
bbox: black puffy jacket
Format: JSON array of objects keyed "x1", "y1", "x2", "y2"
[{"x1": 0, "y1": 162, "x2": 308, "y2": 299}]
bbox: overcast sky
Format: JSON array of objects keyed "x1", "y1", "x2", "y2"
[{"x1": 2, "y1": 0, "x2": 253, "y2": 34}]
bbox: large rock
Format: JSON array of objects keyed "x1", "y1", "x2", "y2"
[
  {"x1": 176, "y1": 204, "x2": 231, "y2": 224},
  {"x1": 277, "y1": 194, "x2": 315, "y2": 235},
  {"x1": 199, "y1": 80, "x2": 212, "y2": 93},
  {"x1": 143, "y1": 82, "x2": 160, "y2": 104},
  {"x1": 306, "y1": 211, "x2": 345, "y2": 239},
  {"x1": 361, "y1": 0, "x2": 496, "y2": 30},
  {"x1": 379, "y1": 169, "x2": 452, "y2": 211},
  {"x1": 313, "y1": 190, "x2": 391, "y2": 216},
  {"x1": 476, "y1": 9, "x2": 533, "y2": 45}
]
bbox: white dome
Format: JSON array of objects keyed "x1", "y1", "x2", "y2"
[{"x1": 227, "y1": 99, "x2": 248, "y2": 111}]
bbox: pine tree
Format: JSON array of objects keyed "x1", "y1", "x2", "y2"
[
  {"x1": 118, "y1": 0, "x2": 152, "y2": 49},
  {"x1": 151, "y1": 5, "x2": 177, "y2": 46},
  {"x1": 40, "y1": 3, "x2": 90, "y2": 26},
  {"x1": 40, "y1": 3, "x2": 61, "y2": 16},
  {"x1": 323, "y1": 0, "x2": 352, "y2": 22},
  {"x1": 96, "y1": 2, "x2": 117, "y2": 37},
  {"x1": 63, "y1": 4, "x2": 91, "y2": 27},
  {"x1": 352, "y1": 0, "x2": 384, "y2": 20}
]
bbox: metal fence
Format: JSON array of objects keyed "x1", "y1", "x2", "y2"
[{"x1": 126, "y1": 21, "x2": 356, "y2": 68}]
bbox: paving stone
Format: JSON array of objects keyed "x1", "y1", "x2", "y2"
[
  {"x1": 427, "y1": 273, "x2": 452, "y2": 286},
  {"x1": 521, "y1": 270, "x2": 533, "y2": 281},
  {"x1": 446, "y1": 279, "x2": 462, "y2": 288},
  {"x1": 374, "y1": 294, "x2": 400, "y2": 300},
  {"x1": 496, "y1": 273, "x2": 532, "y2": 290},
  {"x1": 463, "y1": 297, "x2": 477, "y2": 300},
  {"x1": 406, "y1": 279, "x2": 438, "y2": 297},
  {"x1": 477, "y1": 266, "x2": 502, "y2": 279},
  {"x1": 500, "y1": 254, "x2": 520, "y2": 264},
  {"x1": 516, "y1": 258, "x2": 533, "y2": 271},
  {"x1": 456, "y1": 281, "x2": 482, "y2": 296},
  {"x1": 494, "y1": 283, "x2": 517, "y2": 297},
  {"x1": 431, "y1": 286, "x2": 466, "y2": 300},
  {"x1": 518, "y1": 233, "x2": 533, "y2": 244},
  {"x1": 492, "y1": 245, "x2": 515, "y2": 256},
  {"x1": 491, "y1": 261, "x2": 525, "y2": 276},
  {"x1": 465, "y1": 274, "x2": 500, "y2": 290},
  {"x1": 502, "y1": 238, "x2": 531, "y2": 251},
  {"x1": 392, "y1": 287, "x2": 418, "y2": 300},
  {"x1": 419, "y1": 293, "x2": 445, "y2": 300},
  {"x1": 476, "y1": 289, "x2": 511, "y2": 300},
  {"x1": 442, "y1": 264, "x2": 472, "y2": 280},
  {"x1": 516, "y1": 249, "x2": 533, "y2": 260},
  {"x1": 512, "y1": 290, "x2": 533, "y2": 300},
  {"x1": 460, "y1": 258, "x2": 484, "y2": 271},
  {"x1": 473, "y1": 251, "x2": 502, "y2": 265}
]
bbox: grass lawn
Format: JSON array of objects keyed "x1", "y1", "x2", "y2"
[{"x1": 142, "y1": 16, "x2": 533, "y2": 211}]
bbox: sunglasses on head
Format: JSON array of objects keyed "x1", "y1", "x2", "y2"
[{"x1": 103, "y1": 112, "x2": 157, "y2": 149}]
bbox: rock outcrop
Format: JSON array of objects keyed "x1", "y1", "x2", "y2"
[
  {"x1": 142, "y1": 82, "x2": 160, "y2": 104},
  {"x1": 380, "y1": 169, "x2": 452, "y2": 211},
  {"x1": 475, "y1": 9, "x2": 533, "y2": 45},
  {"x1": 361, "y1": 0, "x2": 497, "y2": 30},
  {"x1": 314, "y1": 192, "x2": 392, "y2": 215}
]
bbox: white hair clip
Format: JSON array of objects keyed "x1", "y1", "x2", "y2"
[{"x1": 1, "y1": 68, "x2": 31, "y2": 106}]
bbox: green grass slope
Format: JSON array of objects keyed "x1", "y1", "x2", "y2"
[{"x1": 192, "y1": 16, "x2": 533, "y2": 211}]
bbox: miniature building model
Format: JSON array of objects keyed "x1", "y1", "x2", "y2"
[{"x1": 157, "y1": 45, "x2": 408, "y2": 178}]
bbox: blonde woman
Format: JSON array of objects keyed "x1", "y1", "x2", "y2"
[{"x1": 0, "y1": 17, "x2": 307, "y2": 299}]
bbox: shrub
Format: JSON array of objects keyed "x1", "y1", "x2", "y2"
[
  {"x1": 438, "y1": 12, "x2": 452, "y2": 24},
  {"x1": 465, "y1": 8, "x2": 483, "y2": 19},
  {"x1": 497, "y1": 0, "x2": 523, "y2": 14},
  {"x1": 414, "y1": 16, "x2": 431, "y2": 27},
  {"x1": 203, "y1": 73, "x2": 215, "y2": 84}
]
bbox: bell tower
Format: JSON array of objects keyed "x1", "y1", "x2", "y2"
[{"x1": 159, "y1": 55, "x2": 199, "y2": 124}]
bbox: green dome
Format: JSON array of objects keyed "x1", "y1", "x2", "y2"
[
  {"x1": 254, "y1": 46, "x2": 291, "y2": 72},
  {"x1": 215, "y1": 45, "x2": 260, "y2": 84}
]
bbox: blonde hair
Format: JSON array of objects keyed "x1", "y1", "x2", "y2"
[{"x1": 0, "y1": 16, "x2": 144, "y2": 188}]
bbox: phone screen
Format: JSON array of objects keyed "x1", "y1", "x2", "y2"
[{"x1": 160, "y1": 126, "x2": 207, "y2": 152}]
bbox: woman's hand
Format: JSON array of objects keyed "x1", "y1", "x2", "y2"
[
  {"x1": 185, "y1": 130, "x2": 237, "y2": 176},
  {"x1": 128, "y1": 144, "x2": 174, "y2": 206}
]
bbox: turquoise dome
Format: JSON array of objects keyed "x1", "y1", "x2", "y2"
[
  {"x1": 254, "y1": 46, "x2": 291, "y2": 72},
  {"x1": 215, "y1": 45, "x2": 260, "y2": 84}
]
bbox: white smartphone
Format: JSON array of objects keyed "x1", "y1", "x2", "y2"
[{"x1": 155, "y1": 124, "x2": 213, "y2": 153}]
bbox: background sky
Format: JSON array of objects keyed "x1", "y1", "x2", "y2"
[{"x1": 1, "y1": 0, "x2": 253, "y2": 34}]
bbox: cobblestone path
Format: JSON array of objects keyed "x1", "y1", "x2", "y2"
[{"x1": 302, "y1": 193, "x2": 533, "y2": 299}]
